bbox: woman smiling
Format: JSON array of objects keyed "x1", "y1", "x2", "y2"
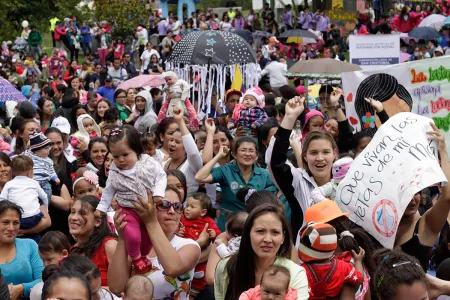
[
  {"x1": 69, "y1": 196, "x2": 117, "y2": 287},
  {"x1": 0, "y1": 201, "x2": 44, "y2": 299},
  {"x1": 196, "y1": 136, "x2": 277, "y2": 230}
]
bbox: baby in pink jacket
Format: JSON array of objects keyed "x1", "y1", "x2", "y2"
[{"x1": 239, "y1": 265, "x2": 297, "y2": 300}]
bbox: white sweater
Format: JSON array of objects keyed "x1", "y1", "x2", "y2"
[
  {"x1": 260, "y1": 61, "x2": 288, "y2": 88},
  {"x1": 0, "y1": 176, "x2": 47, "y2": 218}
]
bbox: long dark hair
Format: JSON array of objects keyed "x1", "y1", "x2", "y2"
[
  {"x1": 98, "y1": 150, "x2": 111, "y2": 188},
  {"x1": 431, "y1": 223, "x2": 450, "y2": 270},
  {"x1": 355, "y1": 73, "x2": 412, "y2": 135},
  {"x1": 155, "y1": 117, "x2": 176, "y2": 145},
  {"x1": 256, "y1": 118, "x2": 278, "y2": 168},
  {"x1": 71, "y1": 104, "x2": 87, "y2": 131},
  {"x1": 59, "y1": 255, "x2": 101, "y2": 282},
  {"x1": 0, "y1": 152, "x2": 11, "y2": 168},
  {"x1": 95, "y1": 98, "x2": 112, "y2": 124},
  {"x1": 0, "y1": 200, "x2": 23, "y2": 219},
  {"x1": 42, "y1": 271, "x2": 91, "y2": 300},
  {"x1": 224, "y1": 204, "x2": 292, "y2": 300},
  {"x1": 88, "y1": 137, "x2": 108, "y2": 168},
  {"x1": 45, "y1": 127, "x2": 67, "y2": 172},
  {"x1": 70, "y1": 196, "x2": 117, "y2": 258},
  {"x1": 372, "y1": 248, "x2": 426, "y2": 300},
  {"x1": 166, "y1": 169, "x2": 187, "y2": 202},
  {"x1": 14, "y1": 119, "x2": 37, "y2": 155},
  {"x1": 37, "y1": 96, "x2": 54, "y2": 121}
]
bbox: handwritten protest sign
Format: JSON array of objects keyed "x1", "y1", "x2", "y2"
[
  {"x1": 335, "y1": 112, "x2": 447, "y2": 248},
  {"x1": 342, "y1": 56, "x2": 450, "y2": 155}
]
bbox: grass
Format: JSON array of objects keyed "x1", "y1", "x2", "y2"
[
  {"x1": 41, "y1": 32, "x2": 53, "y2": 53},
  {"x1": 41, "y1": 32, "x2": 87, "y2": 63}
]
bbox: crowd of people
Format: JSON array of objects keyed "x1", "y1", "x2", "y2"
[{"x1": 1, "y1": 1, "x2": 450, "y2": 300}]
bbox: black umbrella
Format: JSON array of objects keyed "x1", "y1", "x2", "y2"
[
  {"x1": 252, "y1": 30, "x2": 274, "y2": 39},
  {"x1": 280, "y1": 29, "x2": 318, "y2": 40},
  {"x1": 233, "y1": 29, "x2": 253, "y2": 43},
  {"x1": 167, "y1": 30, "x2": 257, "y2": 65},
  {"x1": 408, "y1": 27, "x2": 442, "y2": 40}
]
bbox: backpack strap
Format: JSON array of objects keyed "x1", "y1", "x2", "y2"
[
  {"x1": 304, "y1": 263, "x2": 321, "y2": 283},
  {"x1": 323, "y1": 258, "x2": 338, "y2": 284}
]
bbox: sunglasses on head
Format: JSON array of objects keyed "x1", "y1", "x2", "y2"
[{"x1": 155, "y1": 200, "x2": 183, "y2": 214}]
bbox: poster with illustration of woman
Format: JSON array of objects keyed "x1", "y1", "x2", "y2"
[
  {"x1": 343, "y1": 56, "x2": 450, "y2": 156},
  {"x1": 355, "y1": 73, "x2": 413, "y2": 135}
]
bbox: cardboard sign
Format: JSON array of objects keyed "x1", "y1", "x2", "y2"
[
  {"x1": 335, "y1": 112, "x2": 447, "y2": 248},
  {"x1": 342, "y1": 56, "x2": 450, "y2": 155},
  {"x1": 349, "y1": 34, "x2": 400, "y2": 70}
]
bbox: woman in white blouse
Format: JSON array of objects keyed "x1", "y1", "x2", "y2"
[
  {"x1": 220, "y1": 15, "x2": 233, "y2": 32},
  {"x1": 140, "y1": 42, "x2": 160, "y2": 74}
]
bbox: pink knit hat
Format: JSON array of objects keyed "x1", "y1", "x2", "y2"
[
  {"x1": 301, "y1": 110, "x2": 325, "y2": 141},
  {"x1": 304, "y1": 109, "x2": 324, "y2": 125},
  {"x1": 332, "y1": 157, "x2": 353, "y2": 180},
  {"x1": 241, "y1": 86, "x2": 265, "y2": 107}
]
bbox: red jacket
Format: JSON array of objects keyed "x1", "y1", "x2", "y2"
[
  {"x1": 181, "y1": 215, "x2": 221, "y2": 241},
  {"x1": 392, "y1": 12, "x2": 422, "y2": 32},
  {"x1": 303, "y1": 257, "x2": 363, "y2": 299},
  {"x1": 54, "y1": 26, "x2": 67, "y2": 41}
]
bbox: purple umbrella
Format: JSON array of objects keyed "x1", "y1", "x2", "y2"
[
  {"x1": 0, "y1": 77, "x2": 27, "y2": 102},
  {"x1": 400, "y1": 52, "x2": 411, "y2": 63}
]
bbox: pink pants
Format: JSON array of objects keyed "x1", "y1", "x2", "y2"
[
  {"x1": 97, "y1": 48, "x2": 109, "y2": 67},
  {"x1": 119, "y1": 205, "x2": 153, "y2": 259}
]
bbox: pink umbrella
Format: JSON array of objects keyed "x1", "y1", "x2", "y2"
[
  {"x1": 400, "y1": 52, "x2": 411, "y2": 63},
  {"x1": 118, "y1": 75, "x2": 165, "y2": 90}
]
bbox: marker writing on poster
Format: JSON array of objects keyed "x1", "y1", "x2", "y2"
[
  {"x1": 428, "y1": 65, "x2": 450, "y2": 83},
  {"x1": 410, "y1": 69, "x2": 428, "y2": 84},
  {"x1": 339, "y1": 115, "x2": 437, "y2": 222}
]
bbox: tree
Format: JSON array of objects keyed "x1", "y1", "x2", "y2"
[
  {"x1": 0, "y1": 0, "x2": 85, "y2": 40},
  {"x1": 94, "y1": 0, "x2": 149, "y2": 40}
]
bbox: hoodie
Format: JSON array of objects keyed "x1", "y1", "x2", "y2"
[
  {"x1": 134, "y1": 90, "x2": 157, "y2": 134},
  {"x1": 28, "y1": 30, "x2": 42, "y2": 47},
  {"x1": 72, "y1": 114, "x2": 101, "y2": 145},
  {"x1": 54, "y1": 95, "x2": 80, "y2": 133},
  {"x1": 21, "y1": 85, "x2": 32, "y2": 100}
]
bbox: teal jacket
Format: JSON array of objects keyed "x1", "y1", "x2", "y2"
[
  {"x1": 28, "y1": 30, "x2": 42, "y2": 46},
  {"x1": 68, "y1": 32, "x2": 83, "y2": 47},
  {"x1": 211, "y1": 162, "x2": 278, "y2": 230}
]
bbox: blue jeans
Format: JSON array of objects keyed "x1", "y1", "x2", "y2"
[
  {"x1": 38, "y1": 180, "x2": 51, "y2": 208},
  {"x1": 82, "y1": 42, "x2": 92, "y2": 56},
  {"x1": 20, "y1": 212, "x2": 44, "y2": 243},
  {"x1": 30, "y1": 46, "x2": 42, "y2": 61}
]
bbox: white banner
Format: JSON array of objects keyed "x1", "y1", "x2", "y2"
[
  {"x1": 349, "y1": 34, "x2": 400, "y2": 70},
  {"x1": 335, "y1": 112, "x2": 447, "y2": 249}
]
